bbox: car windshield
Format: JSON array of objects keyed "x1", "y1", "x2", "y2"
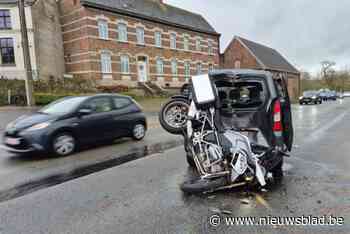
[
  {"x1": 39, "y1": 97, "x2": 87, "y2": 115},
  {"x1": 303, "y1": 91, "x2": 317, "y2": 97}
]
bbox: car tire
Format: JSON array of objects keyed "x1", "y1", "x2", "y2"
[
  {"x1": 132, "y1": 123, "x2": 146, "y2": 141},
  {"x1": 51, "y1": 132, "x2": 76, "y2": 157}
]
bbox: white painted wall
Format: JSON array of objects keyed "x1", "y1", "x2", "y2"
[{"x1": 0, "y1": 3, "x2": 37, "y2": 80}]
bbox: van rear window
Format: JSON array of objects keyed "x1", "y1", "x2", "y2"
[{"x1": 217, "y1": 81, "x2": 266, "y2": 109}]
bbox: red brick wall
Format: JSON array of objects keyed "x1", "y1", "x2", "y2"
[
  {"x1": 59, "y1": 0, "x2": 220, "y2": 87},
  {"x1": 220, "y1": 38, "x2": 300, "y2": 100},
  {"x1": 220, "y1": 38, "x2": 261, "y2": 69},
  {"x1": 286, "y1": 73, "x2": 301, "y2": 100}
]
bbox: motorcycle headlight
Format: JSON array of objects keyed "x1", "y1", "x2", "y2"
[{"x1": 25, "y1": 121, "x2": 51, "y2": 132}]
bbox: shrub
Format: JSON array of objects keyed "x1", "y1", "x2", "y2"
[
  {"x1": 34, "y1": 93, "x2": 71, "y2": 106},
  {"x1": 33, "y1": 77, "x2": 97, "y2": 94},
  {"x1": 97, "y1": 85, "x2": 129, "y2": 93}
]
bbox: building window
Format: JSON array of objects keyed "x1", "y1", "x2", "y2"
[
  {"x1": 136, "y1": 27, "x2": 144, "y2": 45},
  {"x1": 155, "y1": 31, "x2": 162, "y2": 47},
  {"x1": 184, "y1": 61, "x2": 191, "y2": 78},
  {"x1": 209, "y1": 64, "x2": 214, "y2": 72},
  {"x1": 208, "y1": 40, "x2": 213, "y2": 54},
  {"x1": 100, "y1": 51, "x2": 112, "y2": 74},
  {"x1": 183, "y1": 35, "x2": 189, "y2": 51},
  {"x1": 98, "y1": 20, "x2": 108, "y2": 39},
  {"x1": 118, "y1": 23, "x2": 128, "y2": 42},
  {"x1": 0, "y1": 10, "x2": 11, "y2": 30},
  {"x1": 0, "y1": 38, "x2": 15, "y2": 65},
  {"x1": 156, "y1": 58, "x2": 163, "y2": 75},
  {"x1": 196, "y1": 62, "x2": 202, "y2": 75},
  {"x1": 171, "y1": 59, "x2": 177, "y2": 76},
  {"x1": 170, "y1": 33, "x2": 176, "y2": 49},
  {"x1": 196, "y1": 37, "x2": 201, "y2": 51},
  {"x1": 120, "y1": 55, "x2": 130, "y2": 73},
  {"x1": 234, "y1": 60, "x2": 241, "y2": 68}
]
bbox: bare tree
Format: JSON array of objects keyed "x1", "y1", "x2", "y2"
[
  {"x1": 321, "y1": 60, "x2": 336, "y2": 88},
  {"x1": 301, "y1": 70, "x2": 311, "y2": 80}
]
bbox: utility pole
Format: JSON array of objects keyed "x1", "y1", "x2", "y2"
[{"x1": 18, "y1": 0, "x2": 35, "y2": 106}]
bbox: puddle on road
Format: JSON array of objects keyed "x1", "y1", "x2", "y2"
[{"x1": 0, "y1": 139, "x2": 183, "y2": 203}]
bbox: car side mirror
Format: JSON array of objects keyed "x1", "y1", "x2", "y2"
[{"x1": 78, "y1": 109, "x2": 92, "y2": 116}]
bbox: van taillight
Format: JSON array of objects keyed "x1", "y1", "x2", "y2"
[{"x1": 273, "y1": 100, "x2": 283, "y2": 133}]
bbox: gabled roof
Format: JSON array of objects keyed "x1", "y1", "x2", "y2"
[
  {"x1": 80, "y1": 0, "x2": 219, "y2": 36},
  {"x1": 236, "y1": 36, "x2": 299, "y2": 74}
]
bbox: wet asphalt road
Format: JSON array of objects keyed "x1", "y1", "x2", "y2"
[{"x1": 0, "y1": 100, "x2": 349, "y2": 233}]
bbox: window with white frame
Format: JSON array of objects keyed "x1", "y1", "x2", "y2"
[
  {"x1": 118, "y1": 23, "x2": 128, "y2": 42},
  {"x1": 120, "y1": 55, "x2": 130, "y2": 73},
  {"x1": 101, "y1": 51, "x2": 112, "y2": 74},
  {"x1": 170, "y1": 33, "x2": 176, "y2": 49},
  {"x1": 155, "y1": 31, "x2": 162, "y2": 47},
  {"x1": 183, "y1": 35, "x2": 189, "y2": 51},
  {"x1": 208, "y1": 40, "x2": 213, "y2": 54},
  {"x1": 196, "y1": 37, "x2": 201, "y2": 51},
  {"x1": 0, "y1": 38, "x2": 15, "y2": 65},
  {"x1": 98, "y1": 19, "x2": 108, "y2": 39},
  {"x1": 0, "y1": 10, "x2": 11, "y2": 30},
  {"x1": 156, "y1": 58, "x2": 163, "y2": 75},
  {"x1": 171, "y1": 59, "x2": 177, "y2": 76},
  {"x1": 196, "y1": 62, "x2": 202, "y2": 75},
  {"x1": 136, "y1": 27, "x2": 144, "y2": 45},
  {"x1": 184, "y1": 61, "x2": 191, "y2": 78}
]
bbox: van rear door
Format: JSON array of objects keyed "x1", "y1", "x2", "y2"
[{"x1": 274, "y1": 78, "x2": 294, "y2": 151}]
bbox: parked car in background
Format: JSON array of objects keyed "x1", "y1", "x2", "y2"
[
  {"x1": 343, "y1": 92, "x2": 350, "y2": 98},
  {"x1": 1, "y1": 94, "x2": 147, "y2": 156},
  {"x1": 319, "y1": 90, "x2": 337, "y2": 101},
  {"x1": 299, "y1": 91, "x2": 322, "y2": 105}
]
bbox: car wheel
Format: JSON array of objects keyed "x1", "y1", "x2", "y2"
[
  {"x1": 132, "y1": 123, "x2": 146, "y2": 141},
  {"x1": 52, "y1": 132, "x2": 76, "y2": 157}
]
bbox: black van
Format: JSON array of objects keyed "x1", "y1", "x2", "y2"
[
  {"x1": 160, "y1": 69, "x2": 294, "y2": 173},
  {"x1": 210, "y1": 69, "x2": 294, "y2": 152}
]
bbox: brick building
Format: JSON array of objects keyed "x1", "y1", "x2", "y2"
[
  {"x1": 59, "y1": 0, "x2": 220, "y2": 88},
  {"x1": 220, "y1": 36, "x2": 300, "y2": 100},
  {"x1": 0, "y1": 0, "x2": 65, "y2": 80}
]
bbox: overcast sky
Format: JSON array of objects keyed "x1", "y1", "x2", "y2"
[{"x1": 167, "y1": 0, "x2": 350, "y2": 74}]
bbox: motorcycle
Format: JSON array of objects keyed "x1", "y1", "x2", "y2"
[{"x1": 159, "y1": 71, "x2": 291, "y2": 193}]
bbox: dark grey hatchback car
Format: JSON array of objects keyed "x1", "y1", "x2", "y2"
[{"x1": 1, "y1": 94, "x2": 147, "y2": 156}]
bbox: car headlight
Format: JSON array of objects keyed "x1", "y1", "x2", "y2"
[
  {"x1": 312, "y1": 96, "x2": 317, "y2": 99},
  {"x1": 5, "y1": 121, "x2": 15, "y2": 131},
  {"x1": 299, "y1": 97, "x2": 303, "y2": 100},
  {"x1": 25, "y1": 122, "x2": 51, "y2": 132}
]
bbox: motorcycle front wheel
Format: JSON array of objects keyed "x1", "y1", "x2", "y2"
[
  {"x1": 159, "y1": 98, "x2": 190, "y2": 135},
  {"x1": 180, "y1": 177, "x2": 228, "y2": 194}
]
